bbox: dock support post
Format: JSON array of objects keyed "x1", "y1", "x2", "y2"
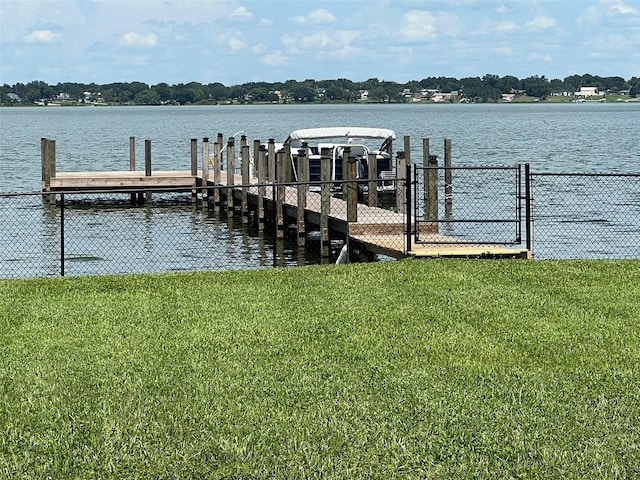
[
  {"x1": 41, "y1": 138, "x2": 50, "y2": 191},
  {"x1": 422, "y1": 138, "x2": 429, "y2": 214},
  {"x1": 253, "y1": 139, "x2": 260, "y2": 178},
  {"x1": 444, "y1": 138, "x2": 452, "y2": 216},
  {"x1": 41, "y1": 138, "x2": 56, "y2": 205},
  {"x1": 320, "y1": 147, "x2": 331, "y2": 258},
  {"x1": 341, "y1": 146, "x2": 350, "y2": 197},
  {"x1": 425, "y1": 139, "x2": 439, "y2": 233},
  {"x1": 241, "y1": 143, "x2": 249, "y2": 224},
  {"x1": 213, "y1": 140, "x2": 221, "y2": 207},
  {"x1": 284, "y1": 143, "x2": 292, "y2": 183},
  {"x1": 346, "y1": 152, "x2": 358, "y2": 223},
  {"x1": 226, "y1": 137, "x2": 235, "y2": 218},
  {"x1": 367, "y1": 152, "x2": 378, "y2": 208},
  {"x1": 41, "y1": 138, "x2": 47, "y2": 190},
  {"x1": 276, "y1": 150, "x2": 286, "y2": 239},
  {"x1": 202, "y1": 137, "x2": 210, "y2": 202},
  {"x1": 406, "y1": 163, "x2": 412, "y2": 255},
  {"x1": 145, "y1": 139, "x2": 152, "y2": 203},
  {"x1": 191, "y1": 138, "x2": 198, "y2": 202},
  {"x1": 297, "y1": 148, "x2": 308, "y2": 246},
  {"x1": 257, "y1": 145, "x2": 267, "y2": 229},
  {"x1": 267, "y1": 139, "x2": 276, "y2": 183},
  {"x1": 396, "y1": 150, "x2": 406, "y2": 214},
  {"x1": 215, "y1": 133, "x2": 223, "y2": 209},
  {"x1": 129, "y1": 136, "x2": 136, "y2": 203}
]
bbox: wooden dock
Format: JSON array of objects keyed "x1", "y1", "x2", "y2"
[{"x1": 40, "y1": 136, "x2": 530, "y2": 261}]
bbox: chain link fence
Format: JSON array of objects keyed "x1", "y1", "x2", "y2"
[
  {"x1": 412, "y1": 165, "x2": 524, "y2": 247},
  {"x1": 530, "y1": 173, "x2": 640, "y2": 259},
  {"x1": 0, "y1": 179, "x2": 406, "y2": 278},
  {"x1": 2, "y1": 171, "x2": 639, "y2": 277}
]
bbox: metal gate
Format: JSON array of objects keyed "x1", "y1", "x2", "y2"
[{"x1": 409, "y1": 164, "x2": 531, "y2": 250}]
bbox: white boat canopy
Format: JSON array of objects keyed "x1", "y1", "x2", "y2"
[{"x1": 286, "y1": 127, "x2": 396, "y2": 143}]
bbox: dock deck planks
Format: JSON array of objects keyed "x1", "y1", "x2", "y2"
[{"x1": 46, "y1": 168, "x2": 530, "y2": 260}]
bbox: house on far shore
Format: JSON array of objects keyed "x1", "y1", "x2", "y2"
[
  {"x1": 575, "y1": 86, "x2": 599, "y2": 97},
  {"x1": 7, "y1": 93, "x2": 21, "y2": 102}
]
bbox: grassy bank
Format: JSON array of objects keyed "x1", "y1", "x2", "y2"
[{"x1": 1, "y1": 260, "x2": 639, "y2": 478}]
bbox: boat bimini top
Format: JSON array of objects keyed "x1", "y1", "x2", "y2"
[
  {"x1": 285, "y1": 127, "x2": 396, "y2": 148},
  {"x1": 286, "y1": 127, "x2": 396, "y2": 142}
]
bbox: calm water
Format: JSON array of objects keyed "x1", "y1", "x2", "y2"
[
  {"x1": 1, "y1": 102, "x2": 639, "y2": 192},
  {"x1": 1, "y1": 103, "x2": 639, "y2": 275}
]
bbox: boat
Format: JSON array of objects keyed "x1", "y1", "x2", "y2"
[{"x1": 276, "y1": 127, "x2": 397, "y2": 192}]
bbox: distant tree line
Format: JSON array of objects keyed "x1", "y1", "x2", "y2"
[{"x1": 1, "y1": 73, "x2": 638, "y2": 105}]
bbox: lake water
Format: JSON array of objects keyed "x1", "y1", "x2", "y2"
[
  {"x1": 2, "y1": 102, "x2": 639, "y2": 192},
  {"x1": 1, "y1": 103, "x2": 639, "y2": 275}
]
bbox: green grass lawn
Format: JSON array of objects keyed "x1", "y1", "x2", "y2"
[{"x1": 1, "y1": 260, "x2": 639, "y2": 479}]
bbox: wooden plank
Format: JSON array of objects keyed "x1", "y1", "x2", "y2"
[{"x1": 47, "y1": 164, "x2": 529, "y2": 261}]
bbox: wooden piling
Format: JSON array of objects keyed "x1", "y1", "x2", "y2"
[
  {"x1": 41, "y1": 138, "x2": 50, "y2": 191},
  {"x1": 276, "y1": 150, "x2": 286, "y2": 239},
  {"x1": 129, "y1": 137, "x2": 136, "y2": 203},
  {"x1": 253, "y1": 139, "x2": 260, "y2": 178},
  {"x1": 41, "y1": 138, "x2": 56, "y2": 205},
  {"x1": 320, "y1": 147, "x2": 331, "y2": 257},
  {"x1": 342, "y1": 146, "x2": 351, "y2": 196},
  {"x1": 367, "y1": 152, "x2": 378, "y2": 208},
  {"x1": 202, "y1": 138, "x2": 210, "y2": 201},
  {"x1": 144, "y1": 139, "x2": 152, "y2": 203},
  {"x1": 422, "y1": 138, "x2": 429, "y2": 211},
  {"x1": 257, "y1": 144, "x2": 267, "y2": 228},
  {"x1": 226, "y1": 137, "x2": 235, "y2": 217},
  {"x1": 296, "y1": 148, "x2": 309, "y2": 246},
  {"x1": 283, "y1": 143, "x2": 292, "y2": 182},
  {"x1": 190, "y1": 138, "x2": 197, "y2": 176},
  {"x1": 396, "y1": 150, "x2": 406, "y2": 214},
  {"x1": 267, "y1": 139, "x2": 276, "y2": 183},
  {"x1": 241, "y1": 143, "x2": 249, "y2": 223},
  {"x1": 129, "y1": 136, "x2": 136, "y2": 171},
  {"x1": 190, "y1": 138, "x2": 198, "y2": 202},
  {"x1": 144, "y1": 139, "x2": 152, "y2": 176},
  {"x1": 444, "y1": 138, "x2": 452, "y2": 215},
  {"x1": 425, "y1": 140, "x2": 439, "y2": 232},
  {"x1": 346, "y1": 154, "x2": 358, "y2": 223},
  {"x1": 213, "y1": 140, "x2": 221, "y2": 206}
]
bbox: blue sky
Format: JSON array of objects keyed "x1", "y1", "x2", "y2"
[{"x1": 1, "y1": 0, "x2": 639, "y2": 85}]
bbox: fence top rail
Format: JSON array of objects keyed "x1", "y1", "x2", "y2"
[
  {"x1": 530, "y1": 172, "x2": 640, "y2": 177},
  {"x1": 415, "y1": 165, "x2": 522, "y2": 171}
]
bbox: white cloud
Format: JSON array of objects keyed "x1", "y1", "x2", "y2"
[
  {"x1": 281, "y1": 34, "x2": 299, "y2": 53},
  {"x1": 25, "y1": 30, "x2": 62, "y2": 44},
  {"x1": 495, "y1": 46, "x2": 512, "y2": 55},
  {"x1": 609, "y1": 0, "x2": 639, "y2": 15},
  {"x1": 258, "y1": 18, "x2": 272, "y2": 27},
  {"x1": 230, "y1": 6, "x2": 253, "y2": 19},
  {"x1": 578, "y1": 0, "x2": 639, "y2": 25},
  {"x1": 526, "y1": 16, "x2": 557, "y2": 30},
  {"x1": 308, "y1": 9, "x2": 336, "y2": 24},
  {"x1": 228, "y1": 37, "x2": 246, "y2": 51},
  {"x1": 119, "y1": 32, "x2": 158, "y2": 48},
  {"x1": 261, "y1": 51, "x2": 287, "y2": 67},
  {"x1": 292, "y1": 8, "x2": 336, "y2": 25},
  {"x1": 401, "y1": 10, "x2": 437, "y2": 42},
  {"x1": 495, "y1": 21, "x2": 518, "y2": 33}
]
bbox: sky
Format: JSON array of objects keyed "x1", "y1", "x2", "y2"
[{"x1": 1, "y1": 0, "x2": 639, "y2": 86}]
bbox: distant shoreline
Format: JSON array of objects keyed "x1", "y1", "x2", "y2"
[{"x1": 2, "y1": 97, "x2": 639, "y2": 108}]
